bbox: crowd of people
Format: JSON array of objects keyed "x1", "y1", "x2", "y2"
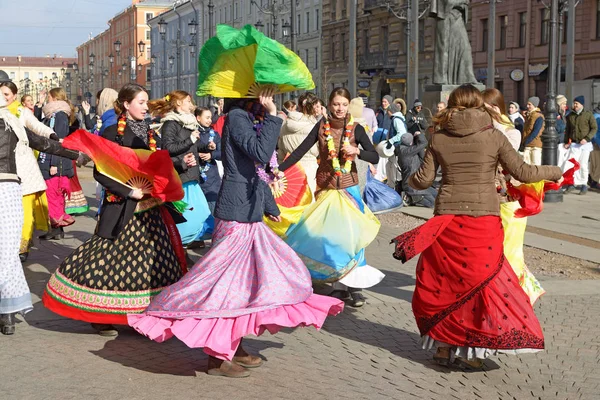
[{"x1": 0, "y1": 70, "x2": 585, "y2": 377}]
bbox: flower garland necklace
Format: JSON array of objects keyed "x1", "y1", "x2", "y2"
[
  {"x1": 106, "y1": 114, "x2": 157, "y2": 203},
  {"x1": 117, "y1": 113, "x2": 157, "y2": 152},
  {"x1": 199, "y1": 128, "x2": 216, "y2": 182},
  {"x1": 324, "y1": 115, "x2": 354, "y2": 176}
]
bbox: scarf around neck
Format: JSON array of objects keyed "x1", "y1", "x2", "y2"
[
  {"x1": 42, "y1": 100, "x2": 71, "y2": 117},
  {"x1": 127, "y1": 118, "x2": 150, "y2": 145},
  {"x1": 161, "y1": 111, "x2": 199, "y2": 131}
]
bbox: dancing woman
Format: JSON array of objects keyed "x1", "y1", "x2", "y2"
[
  {"x1": 148, "y1": 90, "x2": 214, "y2": 247},
  {"x1": 392, "y1": 85, "x2": 562, "y2": 369},
  {"x1": 278, "y1": 87, "x2": 383, "y2": 308},
  {"x1": 1, "y1": 81, "x2": 58, "y2": 261},
  {"x1": 43, "y1": 83, "x2": 187, "y2": 337},
  {"x1": 129, "y1": 88, "x2": 343, "y2": 378},
  {"x1": 38, "y1": 88, "x2": 77, "y2": 238},
  {"x1": 0, "y1": 94, "x2": 80, "y2": 335},
  {"x1": 482, "y1": 88, "x2": 545, "y2": 304}
]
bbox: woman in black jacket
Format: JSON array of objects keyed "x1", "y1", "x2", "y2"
[
  {"x1": 149, "y1": 90, "x2": 215, "y2": 247},
  {"x1": 1, "y1": 96, "x2": 80, "y2": 335},
  {"x1": 43, "y1": 84, "x2": 186, "y2": 337},
  {"x1": 38, "y1": 88, "x2": 76, "y2": 239}
]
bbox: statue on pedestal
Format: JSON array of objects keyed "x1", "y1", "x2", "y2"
[{"x1": 430, "y1": 0, "x2": 478, "y2": 85}]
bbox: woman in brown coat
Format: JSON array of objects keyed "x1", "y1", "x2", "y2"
[{"x1": 392, "y1": 85, "x2": 563, "y2": 370}]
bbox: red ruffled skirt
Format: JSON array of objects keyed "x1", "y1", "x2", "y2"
[{"x1": 392, "y1": 215, "x2": 544, "y2": 352}]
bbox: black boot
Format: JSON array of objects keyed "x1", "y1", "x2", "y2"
[
  {"x1": 39, "y1": 227, "x2": 63, "y2": 240},
  {"x1": 0, "y1": 313, "x2": 16, "y2": 335},
  {"x1": 19, "y1": 252, "x2": 28, "y2": 263}
]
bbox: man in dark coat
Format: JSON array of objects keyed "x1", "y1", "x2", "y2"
[{"x1": 397, "y1": 131, "x2": 437, "y2": 208}]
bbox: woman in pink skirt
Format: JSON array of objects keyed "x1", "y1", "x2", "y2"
[{"x1": 129, "y1": 89, "x2": 344, "y2": 378}]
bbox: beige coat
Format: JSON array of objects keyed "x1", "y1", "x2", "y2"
[
  {"x1": 409, "y1": 108, "x2": 562, "y2": 217},
  {"x1": 278, "y1": 111, "x2": 319, "y2": 195}
]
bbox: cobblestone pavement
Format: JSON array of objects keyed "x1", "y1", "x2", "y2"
[{"x1": 2, "y1": 167, "x2": 599, "y2": 400}]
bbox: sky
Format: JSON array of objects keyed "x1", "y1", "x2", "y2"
[{"x1": 0, "y1": 0, "x2": 135, "y2": 57}]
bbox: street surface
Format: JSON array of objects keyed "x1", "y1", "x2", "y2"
[{"x1": 2, "y1": 166, "x2": 599, "y2": 400}]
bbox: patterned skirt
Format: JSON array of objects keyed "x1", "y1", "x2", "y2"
[
  {"x1": 65, "y1": 162, "x2": 89, "y2": 215},
  {"x1": 129, "y1": 219, "x2": 344, "y2": 361},
  {"x1": 392, "y1": 215, "x2": 544, "y2": 359},
  {"x1": 43, "y1": 206, "x2": 185, "y2": 325}
]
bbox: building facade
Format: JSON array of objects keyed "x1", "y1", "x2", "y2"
[
  {"x1": 149, "y1": 0, "x2": 323, "y2": 105},
  {"x1": 322, "y1": 0, "x2": 435, "y2": 109},
  {"x1": 0, "y1": 55, "x2": 77, "y2": 102},
  {"x1": 470, "y1": 0, "x2": 600, "y2": 107},
  {"x1": 76, "y1": 0, "x2": 172, "y2": 104}
]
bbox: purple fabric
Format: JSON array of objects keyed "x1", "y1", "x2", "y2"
[{"x1": 144, "y1": 218, "x2": 314, "y2": 319}]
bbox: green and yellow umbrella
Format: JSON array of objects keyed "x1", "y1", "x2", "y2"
[{"x1": 196, "y1": 24, "x2": 315, "y2": 98}]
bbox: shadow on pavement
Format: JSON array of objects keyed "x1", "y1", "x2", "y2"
[{"x1": 322, "y1": 307, "x2": 501, "y2": 373}]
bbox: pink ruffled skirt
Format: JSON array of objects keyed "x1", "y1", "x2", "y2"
[{"x1": 128, "y1": 218, "x2": 343, "y2": 360}]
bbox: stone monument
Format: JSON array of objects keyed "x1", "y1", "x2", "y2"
[{"x1": 423, "y1": 0, "x2": 484, "y2": 113}]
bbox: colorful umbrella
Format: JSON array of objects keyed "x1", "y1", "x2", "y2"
[
  {"x1": 505, "y1": 158, "x2": 580, "y2": 218},
  {"x1": 62, "y1": 130, "x2": 184, "y2": 203},
  {"x1": 197, "y1": 24, "x2": 315, "y2": 98}
]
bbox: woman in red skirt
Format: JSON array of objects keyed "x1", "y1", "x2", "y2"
[{"x1": 392, "y1": 85, "x2": 563, "y2": 370}]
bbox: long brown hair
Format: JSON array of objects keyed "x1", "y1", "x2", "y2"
[
  {"x1": 297, "y1": 92, "x2": 319, "y2": 116},
  {"x1": 147, "y1": 90, "x2": 192, "y2": 117},
  {"x1": 114, "y1": 83, "x2": 148, "y2": 115},
  {"x1": 481, "y1": 88, "x2": 508, "y2": 116},
  {"x1": 433, "y1": 84, "x2": 497, "y2": 128},
  {"x1": 328, "y1": 87, "x2": 352, "y2": 105},
  {"x1": 49, "y1": 87, "x2": 76, "y2": 124}
]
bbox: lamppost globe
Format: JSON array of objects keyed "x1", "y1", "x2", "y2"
[
  {"x1": 89, "y1": 53, "x2": 95, "y2": 65},
  {"x1": 114, "y1": 40, "x2": 122, "y2": 55},
  {"x1": 109, "y1": 53, "x2": 115, "y2": 64},
  {"x1": 122, "y1": 63, "x2": 127, "y2": 72},
  {"x1": 158, "y1": 18, "x2": 167, "y2": 37},
  {"x1": 168, "y1": 55, "x2": 175, "y2": 66},
  {"x1": 282, "y1": 21, "x2": 291, "y2": 38},
  {"x1": 188, "y1": 19, "x2": 198, "y2": 36}
]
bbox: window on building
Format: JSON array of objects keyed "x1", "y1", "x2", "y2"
[
  {"x1": 482, "y1": 19, "x2": 488, "y2": 51},
  {"x1": 146, "y1": 12, "x2": 153, "y2": 22},
  {"x1": 519, "y1": 12, "x2": 527, "y2": 47},
  {"x1": 315, "y1": 9, "x2": 319, "y2": 30},
  {"x1": 306, "y1": 12, "x2": 310, "y2": 33},
  {"x1": 597, "y1": 0, "x2": 600, "y2": 38},
  {"x1": 495, "y1": 80, "x2": 503, "y2": 93},
  {"x1": 305, "y1": 49, "x2": 309, "y2": 65},
  {"x1": 234, "y1": 2, "x2": 238, "y2": 19},
  {"x1": 419, "y1": 21, "x2": 425, "y2": 52},
  {"x1": 330, "y1": 38, "x2": 335, "y2": 60},
  {"x1": 381, "y1": 26, "x2": 389, "y2": 54},
  {"x1": 38, "y1": 72, "x2": 43, "y2": 80},
  {"x1": 9, "y1": 72, "x2": 15, "y2": 80},
  {"x1": 146, "y1": 29, "x2": 151, "y2": 41},
  {"x1": 24, "y1": 71, "x2": 29, "y2": 79},
  {"x1": 341, "y1": 33, "x2": 346, "y2": 60},
  {"x1": 499, "y1": 16, "x2": 507, "y2": 49},
  {"x1": 315, "y1": 47, "x2": 318, "y2": 70},
  {"x1": 562, "y1": 13, "x2": 567, "y2": 44},
  {"x1": 516, "y1": 80, "x2": 524, "y2": 105},
  {"x1": 297, "y1": 14, "x2": 301, "y2": 35},
  {"x1": 331, "y1": 2, "x2": 336, "y2": 20},
  {"x1": 363, "y1": 29, "x2": 369, "y2": 55},
  {"x1": 147, "y1": 46, "x2": 151, "y2": 59},
  {"x1": 541, "y1": 8, "x2": 550, "y2": 45},
  {"x1": 400, "y1": 22, "x2": 407, "y2": 54}
]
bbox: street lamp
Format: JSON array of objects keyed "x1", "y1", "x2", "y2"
[
  {"x1": 158, "y1": 18, "x2": 167, "y2": 37},
  {"x1": 73, "y1": 63, "x2": 78, "y2": 72},
  {"x1": 151, "y1": 54, "x2": 157, "y2": 65},
  {"x1": 122, "y1": 63, "x2": 127, "y2": 72},
  {"x1": 168, "y1": 55, "x2": 175, "y2": 68},
  {"x1": 254, "y1": 19, "x2": 264, "y2": 33},
  {"x1": 188, "y1": 18, "x2": 198, "y2": 36},
  {"x1": 189, "y1": 43, "x2": 196, "y2": 58},
  {"x1": 89, "y1": 53, "x2": 95, "y2": 65},
  {"x1": 114, "y1": 40, "x2": 122, "y2": 55},
  {"x1": 138, "y1": 64, "x2": 143, "y2": 72},
  {"x1": 138, "y1": 40, "x2": 145, "y2": 54},
  {"x1": 109, "y1": 53, "x2": 114, "y2": 65},
  {"x1": 282, "y1": 21, "x2": 291, "y2": 39}
]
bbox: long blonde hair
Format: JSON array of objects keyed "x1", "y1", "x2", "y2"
[{"x1": 49, "y1": 87, "x2": 76, "y2": 124}]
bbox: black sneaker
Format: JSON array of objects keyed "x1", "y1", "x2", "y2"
[{"x1": 349, "y1": 292, "x2": 366, "y2": 307}]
